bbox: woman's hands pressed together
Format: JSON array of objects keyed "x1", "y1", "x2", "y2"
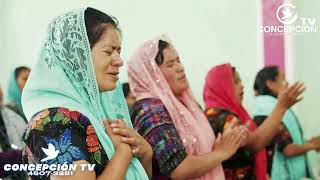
[{"x1": 104, "y1": 119, "x2": 153, "y2": 178}]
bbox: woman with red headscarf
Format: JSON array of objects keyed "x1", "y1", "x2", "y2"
[{"x1": 203, "y1": 63, "x2": 305, "y2": 180}]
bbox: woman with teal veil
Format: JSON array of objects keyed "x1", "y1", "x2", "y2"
[
  {"x1": 21, "y1": 7, "x2": 151, "y2": 180},
  {"x1": 252, "y1": 66, "x2": 320, "y2": 180},
  {"x1": 6, "y1": 66, "x2": 30, "y2": 120}
]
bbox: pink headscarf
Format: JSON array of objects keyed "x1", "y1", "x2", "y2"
[
  {"x1": 203, "y1": 63, "x2": 267, "y2": 180},
  {"x1": 128, "y1": 35, "x2": 225, "y2": 179}
]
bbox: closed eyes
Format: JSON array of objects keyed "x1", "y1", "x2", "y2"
[{"x1": 104, "y1": 51, "x2": 112, "y2": 55}]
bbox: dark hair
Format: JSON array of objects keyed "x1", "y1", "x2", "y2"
[
  {"x1": 122, "y1": 82, "x2": 131, "y2": 98},
  {"x1": 84, "y1": 7, "x2": 121, "y2": 48},
  {"x1": 155, "y1": 40, "x2": 170, "y2": 65},
  {"x1": 232, "y1": 66, "x2": 236, "y2": 74},
  {"x1": 254, "y1": 66, "x2": 279, "y2": 97},
  {"x1": 15, "y1": 66, "x2": 30, "y2": 79}
]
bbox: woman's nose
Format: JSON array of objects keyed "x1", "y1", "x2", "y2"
[
  {"x1": 240, "y1": 83, "x2": 244, "y2": 90},
  {"x1": 111, "y1": 53, "x2": 123, "y2": 67},
  {"x1": 176, "y1": 63, "x2": 184, "y2": 73}
]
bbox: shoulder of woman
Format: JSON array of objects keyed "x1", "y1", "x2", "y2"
[
  {"x1": 24, "y1": 107, "x2": 91, "y2": 138},
  {"x1": 134, "y1": 98, "x2": 164, "y2": 107},
  {"x1": 4, "y1": 103, "x2": 19, "y2": 112},
  {"x1": 205, "y1": 107, "x2": 238, "y2": 124},
  {"x1": 131, "y1": 98, "x2": 166, "y2": 116},
  {"x1": 204, "y1": 107, "x2": 223, "y2": 117},
  {"x1": 22, "y1": 107, "x2": 101, "y2": 166},
  {"x1": 131, "y1": 98, "x2": 173, "y2": 129},
  {"x1": 1, "y1": 105, "x2": 25, "y2": 122}
]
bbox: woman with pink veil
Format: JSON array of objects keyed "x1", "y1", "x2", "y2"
[{"x1": 128, "y1": 35, "x2": 248, "y2": 180}]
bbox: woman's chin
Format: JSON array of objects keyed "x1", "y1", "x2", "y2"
[
  {"x1": 180, "y1": 82, "x2": 189, "y2": 91},
  {"x1": 239, "y1": 97, "x2": 244, "y2": 104},
  {"x1": 99, "y1": 83, "x2": 117, "y2": 92}
]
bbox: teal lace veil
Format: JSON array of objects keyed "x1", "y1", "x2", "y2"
[{"x1": 22, "y1": 8, "x2": 148, "y2": 179}]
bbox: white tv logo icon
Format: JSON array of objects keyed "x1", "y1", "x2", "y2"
[
  {"x1": 276, "y1": 3, "x2": 298, "y2": 25},
  {"x1": 41, "y1": 143, "x2": 60, "y2": 162}
]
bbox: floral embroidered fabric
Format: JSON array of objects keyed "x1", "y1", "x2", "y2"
[
  {"x1": 22, "y1": 107, "x2": 109, "y2": 179},
  {"x1": 205, "y1": 107, "x2": 255, "y2": 180}
]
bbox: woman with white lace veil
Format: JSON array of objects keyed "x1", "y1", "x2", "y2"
[{"x1": 21, "y1": 7, "x2": 152, "y2": 180}]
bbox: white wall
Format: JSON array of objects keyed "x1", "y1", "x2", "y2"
[
  {"x1": 0, "y1": 0, "x2": 6, "y2": 88},
  {"x1": 0, "y1": 0, "x2": 263, "y2": 109},
  {"x1": 292, "y1": 0, "x2": 320, "y2": 139}
]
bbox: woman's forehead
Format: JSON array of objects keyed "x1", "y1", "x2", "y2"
[
  {"x1": 163, "y1": 47, "x2": 178, "y2": 60},
  {"x1": 98, "y1": 28, "x2": 121, "y2": 47}
]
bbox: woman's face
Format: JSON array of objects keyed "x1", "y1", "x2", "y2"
[
  {"x1": 91, "y1": 26, "x2": 123, "y2": 92},
  {"x1": 233, "y1": 70, "x2": 244, "y2": 103},
  {"x1": 267, "y1": 70, "x2": 287, "y2": 96},
  {"x1": 159, "y1": 47, "x2": 189, "y2": 96},
  {"x1": 16, "y1": 69, "x2": 30, "y2": 91}
]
